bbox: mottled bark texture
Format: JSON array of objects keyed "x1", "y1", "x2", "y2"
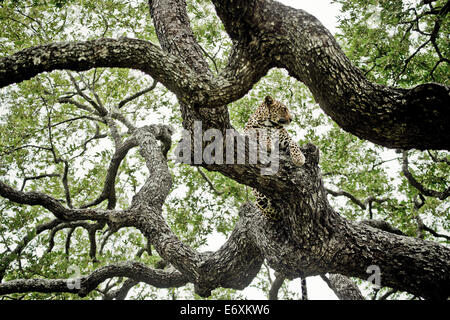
[
  {"x1": 0, "y1": 262, "x2": 188, "y2": 296},
  {"x1": 321, "y1": 274, "x2": 365, "y2": 300},
  {"x1": 0, "y1": 0, "x2": 449, "y2": 300}
]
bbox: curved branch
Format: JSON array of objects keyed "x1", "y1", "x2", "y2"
[
  {"x1": 2, "y1": 125, "x2": 264, "y2": 298},
  {"x1": 325, "y1": 188, "x2": 390, "y2": 216},
  {"x1": 402, "y1": 151, "x2": 450, "y2": 200},
  {"x1": 0, "y1": 220, "x2": 59, "y2": 281},
  {"x1": 0, "y1": 262, "x2": 187, "y2": 297},
  {"x1": 192, "y1": 205, "x2": 264, "y2": 296},
  {"x1": 321, "y1": 274, "x2": 365, "y2": 300},
  {"x1": 268, "y1": 273, "x2": 285, "y2": 300},
  {"x1": 104, "y1": 278, "x2": 139, "y2": 300},
  {"x1": 360, "y1": 219, "x2": 405, "y2": 236},
  {"x1": 325, "y1": 188, "x2": 366, "y2": 210},
  {"x1": 20, "y1": 173, "x2": 60, "y2": 192},
  {"x1": 1, "y1": 2, "x2": 449, "y2": 149},
  {"x1": 118, "y1": 79, "x2": 158, "y2": 109},
  {"x1": 126, "y1": 126, "x2": 264, "y2": 295},
  {"x1": 241, "y1": 191, "x2": 450, "y2": 301},
  {"x1": 0, "y1": 38, "x2": 209, "y2": 103},
  {"x1": 1, "y1": 0, "x2": 449, "y2": 300},
  {"x1": 416, "y1": 214, "x2": 450, "y2": 241},
  {"x1": 80, "y1": 135, "x2": 140, "y2": 209},
  {"x1": 0, "y1": 180, "x2": 126, "y2": 223}
]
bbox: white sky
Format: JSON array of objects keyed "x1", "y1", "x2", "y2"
[{"x1": 279, "y1": 0, "x2": 342, "y2": 34}]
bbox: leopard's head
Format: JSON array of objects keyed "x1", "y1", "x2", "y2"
[{"x1": 258, "y1": 95, "x2": 293, "y2": 128}]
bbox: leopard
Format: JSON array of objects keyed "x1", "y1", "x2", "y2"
[{"x1": 244, "y1": 95, "x2": 305, "y2": 220}]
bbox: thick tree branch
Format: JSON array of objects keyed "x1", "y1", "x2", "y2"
[
  {"x1": 0, "y1": 262, "x2": 187, "y2": 297},
  {"x1": 211, "y1": 0, "x2": 450, "y2": 150},
  {"x1": 0, "y1": 38, "x2": 212, "y2": 104},
  {"x1": 192, "y1": 207, "x2": 264, "y2": 296},
  {"x1": 0, "y1": 180, "x2": 127, "y2": 223},
  {"x1": 238, "y1": 195, "x2": 449, "y2": 300},
  {"x1": 360, "y1": 219, "x2": 405, "y2": 236},
  {"x1": 94, "y1": 125, "x2": 264, "y2": 296},
  {"x1": 1, "y1": 124, "x2": 265, "y2": 298},
  {"x1": 149, "y1": 0, "x2": 210, "y2": 74}
]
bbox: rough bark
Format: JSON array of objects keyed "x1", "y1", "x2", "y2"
[
  {"x1": 321, "y1": 274, "x2": 365, "y2": 300},
  {"x1": 0, "y1": 0, "x2": 449, "y2": 300},
  {"x1": 0, "y1": 38, "x2": 213, "y2": 105},
  {"x1": 268, "y1": 274, "x2": 285, "y2": 300},
  {"x1": 0, "y1": 262, "x2": 187, "y2": 296}
]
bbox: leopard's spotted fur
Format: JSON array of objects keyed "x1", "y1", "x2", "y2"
[{"x1": 244, "y1": 95, "x2": 305, "y2": 220}]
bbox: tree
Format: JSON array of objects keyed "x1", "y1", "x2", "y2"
[{"x1": 0, "y1": 0, "x2": 448, "y2": 300}]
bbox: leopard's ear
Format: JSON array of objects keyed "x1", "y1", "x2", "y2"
[{"x1": 264, "y1": 95, "x2": 274, "y2": 105}]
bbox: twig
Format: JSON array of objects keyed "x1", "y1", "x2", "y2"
[
  {"x1": 118, "y1": 79, "x2": 158, "y2": 109},
  {"x1": 300, "y1": 277, "x2": 308, "y2": 300},
  {"x1": 197, "y1": 167, "x2": 224, "y2": 195},
  {"x1": 402, "y1": 151, "x2": 450, "y2": 200}
]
